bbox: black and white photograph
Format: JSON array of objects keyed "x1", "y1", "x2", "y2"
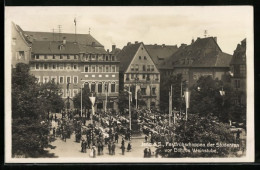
[{"x1": 4, "y1": 6, "x2": 254, "y2": 163}]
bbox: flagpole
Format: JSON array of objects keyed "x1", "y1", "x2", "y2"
[
  {"x1": 129, "y1": 86, "x2": 131, "y2": 131},
  {"x1": 81, "y1": 84, "x2": 83, "y2": 117},
  {"x1": 74, "y1": 18, "x2": 77, "y2": 42}
]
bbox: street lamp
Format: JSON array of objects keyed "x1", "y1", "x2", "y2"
[{"x1": 125, "y1": 86, "x2": 132, "y2": 131}]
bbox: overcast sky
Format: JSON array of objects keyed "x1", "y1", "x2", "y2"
[{"x1": 6, "y1": 6, "x2": 253, "y2": 54}]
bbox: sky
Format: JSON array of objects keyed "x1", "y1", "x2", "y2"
[{"x1": 5, "y1": 6, "x2": 253, "y2": 54}]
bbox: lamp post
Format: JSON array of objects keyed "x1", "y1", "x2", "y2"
[
  {"x1": 81, "y1": 83, "x2": 83, "y2": 117},
  {"x1": 135, "y1": 76, "x2": 139, "y2": 109},
  {"x1": 126, "y1": 86, "x2": 132, "y2": 131}
]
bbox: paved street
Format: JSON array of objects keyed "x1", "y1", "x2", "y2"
[{"x1": 45, "y1": 119, "x2": 157, "y2": 158}]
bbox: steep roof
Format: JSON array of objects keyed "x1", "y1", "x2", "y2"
[
  {"x1": 78, "y1": 44, "x2": 107, "y2": 54},
  {"x1": 145, "y1": 44, "x2": 178, "y2": 69},
  {"x1": 163, "y1": 37, "x2": 232, "y2": 69},
  {"x1": 116, "y1": 43, "x2": 141, "y2": 72},
  {"x1": 230, "y1": 38, "x2": 246, "y2": 65},
  {"x1": 23, "y1": 31, "x2": 104, "y2": 47},
  {"x1": 32, "y1": 41, "x2": 80, "y2": 54}
]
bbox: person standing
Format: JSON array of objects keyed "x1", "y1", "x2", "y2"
[
  {"x1": 55, "y1": 113, "x2": 57, "y2": 122},
  {"x1": 108, "y1": 141, "x2": 112, "y2": 155},
  {"x1": 81, "y1": 139, "x2": 85, "y2": 152},
  {"x1": 112, "y1": 142, "x2": 116, "y2": 155},
  {"x1": 115, "y1": 132, "x2": 119, "y2": 143},
  {"x1": 53, "y1": 127, "x2": 56, "y2": 137},
  {"x1": 127, "y1": 142, "x2": 132, "y2": 152},
  {"x1": 121, "y1": 137, "x2": 125, "y2": 146},
  {"x1": 121, "y1": 143, "x2": 125, "y2": 155},
  {"x1": 144, "y1": 147, "x2": 148, "y2": 158}
]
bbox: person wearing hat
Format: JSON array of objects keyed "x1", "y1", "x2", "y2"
[
  {"x1": 112, "y1": 142, "x2": 116, "y2": 155},
  {"x1": 81, "y1": 139, "x2": 85, "y2": 152},
  {"x1": 121, "y1": 143, "x2": 125, "y2": 155},
  {"x1": 127, "y1": 142, "x2": 132, "y2": 152}
]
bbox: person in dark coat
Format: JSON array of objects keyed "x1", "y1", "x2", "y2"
[
  {"x1": 81, "y1": 139, "x2": 85, "y2": 152},
  {"x1": 145, "y1": 135, "x2": 148, "y2": 143},
  {"x1": 53, "y1": 127, "x2": 56, "y2": 137},
  {"x1": 121, "y1": 137, "x2": 125, "y2": 146},
  {"x1": 115, "y1": 132, "x2": 119, "y2": 143},
  {"x1": 121, "y1": 143, "x2": 125, "y2": 155},
  {"x1": 112, "y1": 142, "x2": 116, "y2": 155},
  {"x1": 108, "y1": 141, "x2": 112, "y2": 155},
  {"x1": 144, "y1": 147, "x2": 148, "y2": 158},
  {"x1": 127, "y1": 142, "x2": 132, "y2": 152}
]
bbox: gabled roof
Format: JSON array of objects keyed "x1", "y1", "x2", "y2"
[
  {"x1": 116, "y1": 43, "x2": 142, "y2": 72},
  {"x1": 163, "y1": 37, "x2": 232, "y2": 69},
  {"x1": 230, "y1": 38, "x2": 246, "y2": 65},
  {"x1": 32, "y1": 41, "x2": 80, "y2": 54},
  {"x1": 145, "y1": 44, "x2": 178, "y2": 69},
  {"x1": 23, "y1": 31, "x2": 104, "y2": 47}
]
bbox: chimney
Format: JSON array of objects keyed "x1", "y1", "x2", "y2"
[
  {"x1": 213, "y1": 37, "x2": 217, "y2": 43},
  {"x1": 162, "y1": 44, "x2": 165, "y2": 47},
  {"x1": 92, "y1": 42, "x2": 96, "y2": 46},
  {"x1": 112, "y1": 45, "x2": 116, "y2": 51},
  {"x1": 127, "y1": 42, "x2": 131, "y2": 46},
  {"x1": 191, "y1": 38, "x2": 194, "y2": 44},
  {"x1": 180, "y1": 43, "x2": 187, "y2": 48},
  {"x1": 107, "y1": 49, "x2": 109, "y2": 53},
  {"x1": 135, "y1": 41, "x2": 138, "y2": 44},
  {"x1": 63, "y1": 37, "x2": 66, "y2": 45},
  {"x1": 154, "y1": 43, "x2": 157, "y2": 46}
]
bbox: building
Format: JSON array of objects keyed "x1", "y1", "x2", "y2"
[
  {"x1": 163, "y1": 37, "x2": 233, "y2": 87},
  {"x1": 12, "y1": 22, "x2": 119, "y2": 111},
  {"x1": 230, "y1": 38, "x2": 246, "y2": 106},
  {"x1": 117, "y1": 42, "x2": 160, "y2": 109},
  {"x1": 11, "y1": 22, "x2": 31, "y2": 67}
]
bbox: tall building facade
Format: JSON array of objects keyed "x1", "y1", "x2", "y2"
[
  {"x1": 230, "y1": 39, "x2": 246, "y2": 106},
  {"x1": 12, "y1": 22, "x2": 119, "y2": 111},
  {"x1": 117, "y1": 42, "x2": 160, "y2": 109}
]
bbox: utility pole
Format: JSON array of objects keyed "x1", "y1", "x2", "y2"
[{"x1": 58, "y1": 25, "x2": 62, "y2": 42}]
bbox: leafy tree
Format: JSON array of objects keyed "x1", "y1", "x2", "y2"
[
  {"x1": 73, "y1": 85, "x2": 92, "y2": 113},
  {"x1": 160, "y1": 73, "x2": 186, "y2": 113},
  {"x1": 12, "y1": 63, "x2": 63, "y2": 157},
  {"x1": 172, "y1": 113, "x2": 238, "y2": 157},
  {"x1": 189, "y1": 76, "x2": 235, "y2": 122}
]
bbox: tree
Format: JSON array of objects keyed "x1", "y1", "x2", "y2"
[
  {"x1": 171, "y1": 113, "x2": 238, "y2": 157},
  {"x1": 73, "y1": 85, "x2": 92, "y2": 112},
  {"x1": 160, "y1": 73, "x2": 186, "y2": 113},
  {"x1": 189, "y1": 76, "x2": 235, "y2": 123},
  {"x1": 12, "y1": 63, "x2": 63, "y2": 157}
]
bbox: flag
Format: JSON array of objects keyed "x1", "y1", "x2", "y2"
[
  {"x1": 135, "y1": 86, "x2": 138, "y2": 100},
  {"x1": 129, "y1": 92, "x2": 132, "y2": 102},
  {"x1": 184, "y1": 90, "x2": 191, "y2": 109},
  {"x1": 74, "y1": 18, "x2": 76, "y2": 26}
]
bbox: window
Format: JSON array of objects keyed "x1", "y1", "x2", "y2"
[
  {"x1": 52, "y1": 64, "x2": 57, "y2": 70},
  {"x1": 234, "y1": 65, "x2": 240, "y2": 75},
  {"x1": 141, "y1": 88, "x2": 146, "y2": 95},
  {"x1": 59, "y1": 76, "x2": 64, "y2": 84},
  {"x1": 35, "y1": 76, "x2": 40, "y2": 83},
  {"x1": 16, "y1": 51, "x2": 25, "y2": 60},
  {"x1": 44, "y1": 63, "x2": 48, "y2": 70},
  {"x1": 143, "y1": 65, "x2": 146, "y2": 71},
  {"x1": 91, "y1": 54, "x2": 96, "y2": 61},
  {"x1": 98, "y1": 83, "x2": 102, "y2": 93},
  {"x1": 234, "y1": 80, "x2": 240, "y2": 88},
  {"x1": 51, "y1": 76, "x2": 57, "y2": 83},
  {"x1": 98, "y1": 65, "x2": 103, "y2": 72},
  {"x1": 105, "y1": 55, "x2": 109, "y2": 61},
  {"x1": 144, "y1": 56, "x2": 147, "y2": 60},
  {"x1": 111, "y1": 55, "x2": 115, "y2": 61},
  {"x1": 73, "y1": 89, "x2": 78, "y2": 97},
  {"x1": 143, "y1": 74, "x2": 146, "y2": 79},
  {"x1": 35, "y1": 63, "x2": 40, "y2": 70},
  {"x1": 67, "y1": 55, "x2": 70, "y2": 60},
  {"x1": 84, "y1": 65, "x2": 89, "y2": 72},
  {"x1": 151, "y1": 102, "x2": 155, "y2": 108},
  {"x1": 135, "y1": 64, "x2": 139, "y2": 71},
  {"x1": 85, "y1": 54, "x2": 90, "y2": 61},
  {"x1": 105, "y1": 65, "x2": 109, "y2": 72},
  {"x1": 147, "y1": 65, "x2": 151, "y2": 71},
  {"x1": 111, "y1": 65, "x2": 116, "y2": 72},
  {"x1": 66, "y1": 64, "x2": 71, "y2": 70},
  {"x1": 73, "y1": 76, "x2": 78, "y2": 84},
  {"x1": 152, "y1": 87, "x2": 156, "y2": 95},
  {"x1": 147, "y1": 74, "x2": 150, "y2": 81},
  {"x1": 91, "y1": 65, "x2": 96, "y2": 72},
  {"x1": 98, "y1": 55, "x2": 103, "y2": 61},
  {"x1": 43, "y1": 76, "x2": 49, "y2": 83},
  {"x1": 151, "y1": 65, "x2": 154, "y2": 71},
  {"x1": 91, "y1": 83, "x2": 96, "y2": 92},
  {"x1": 35, "y1": 55, "x2": 39, "y2": 59},
  {"x1": 126, "y1": 74, "x2": 129, "y2": 80},
  {"x1": 53, "y1": 55, "x2": 55, "y2": 59},
  {"x1": 240, "y1": 65, "x2": 246, "y2": 76},
  {"x1": 66, "y1": 89, "x2": 71, "y2": 98},
  {"x1": 67, "y1": 76, "x2": 71, "y2": 84},
  {"x1": 131, "y1": 64, "x2": 135, "y2": 71},
  {"x1": 60, "y1": 55, "x2": 63, "y2": 59},
  {"x1": 73, "y1": 64, "x2": 78, "y2": 70},
  {"x1": 111, "y1": 83, "x2": 116, "y2": 93},
  {"x1": 74, "y1": 55, "x2": 78, "y2": 60},
  {"x1": 131, "y1": 74, "x2": 135, "y2": 79},
  {"x1": 139, "y1": 56, "x2": 142, "y2": 60},
  {"x1": 59, "y1": 64, "x2": 64, "y2": 70}
]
